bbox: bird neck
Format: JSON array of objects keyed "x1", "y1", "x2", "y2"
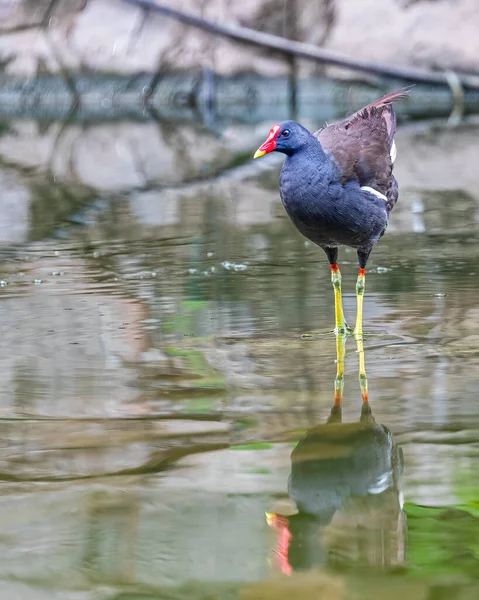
[
  {"x1": 282, "y1": 140, "x2": 336, "y2": 189},
  {"x1": 292, "y1": 137, "x2": 329, "y2": 163}
]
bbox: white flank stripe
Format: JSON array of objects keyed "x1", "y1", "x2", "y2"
[
  {"x1": 390, "y1": 139, "x2": 397, "y2": 163},
  {"x1": 361, "y1": 186, "x2": 388, "y2": 202}
]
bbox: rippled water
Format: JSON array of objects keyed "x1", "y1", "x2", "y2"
[{"x1": 0, "y1": 115, "x2": 478, "y2": 599}]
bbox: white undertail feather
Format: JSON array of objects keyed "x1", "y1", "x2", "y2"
[
  {"x1": 361, "y1": 186, "x2": 388, "y2": 202},
  {"x1": 390, "y1": 139, "x2": 397, "y2": 164}
]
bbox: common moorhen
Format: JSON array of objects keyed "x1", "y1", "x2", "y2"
[{"x1": 253, "y1": 90, "x2": 408, "y2": 346}]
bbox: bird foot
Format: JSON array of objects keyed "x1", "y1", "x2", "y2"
[{"x1": 335, "y1": 324, "x2": 354, "y2": 336}]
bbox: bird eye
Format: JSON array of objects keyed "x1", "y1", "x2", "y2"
[{"x1": 282, "y1": 129, "x2": 290, "y2": 138}]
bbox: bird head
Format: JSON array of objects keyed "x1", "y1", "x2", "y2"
[{"x1": 254, "y1": 121, "x2": 312, "y2": 158}]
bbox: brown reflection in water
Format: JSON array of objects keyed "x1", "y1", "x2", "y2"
[{"x1": 267, "y1": 342, "x2": 405, "y2": 575}]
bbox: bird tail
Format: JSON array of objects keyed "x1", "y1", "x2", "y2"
[
  {"x1": 364, "y1": 87, "x2": 411, "y2": 142},
  {"x1": 364, "y1": 87, "x2": 411, "y2": 111}
]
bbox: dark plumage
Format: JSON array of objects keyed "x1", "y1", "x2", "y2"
[
  {"x1": 256, "y1": 89, "x2": 407, "y2": 261},
  {"x1": 254, "y1": 89, "x2": 408, "y2": 339},
  {"x1": 314, "y1": 89, "x2": 405, "y2": 214},
  {"x1": 278, "y1": 130, "x2": 389, "y2": 262}
]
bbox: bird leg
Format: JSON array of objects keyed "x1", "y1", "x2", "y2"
[
  {"x1": 330, "y1": 263, "x2": 348, "y2": 334},
  {"x1": 354, "y1": 267, "x2": 365, "y2": 339},
  {"x1": 324, "y1": 248, "x2": 349, "y2": 335},
  {"x1": 356, "y1": 332, "x2": 368, "y2": 403},
  {"x1": 354, "y1": 266, "x2": 368, "y2": 403},
  {"x1": 333, "y1": 331, "x2": 346, "y2": 407}
]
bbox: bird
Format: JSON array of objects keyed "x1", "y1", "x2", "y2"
[{"x1": 253, "y1": 90, "x2": 408, "y2": 347}]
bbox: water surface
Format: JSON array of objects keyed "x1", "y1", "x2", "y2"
[{"x1": 0, "y1": 115, "x2": 478, "y2": 599}]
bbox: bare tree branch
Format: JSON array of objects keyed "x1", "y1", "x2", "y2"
[{"x1": 121, "y1": 0, "x2": 479, "y2": 90}]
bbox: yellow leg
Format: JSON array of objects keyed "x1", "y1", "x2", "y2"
[
  {"x1": 354, "y1": 268, "x2": 368, "y2": 403},
  {"x1": 334, "y1": 331, "x2": 346, "y2": 407},
  {"x1": 354, "y1": 268, "x2": 365, "y2": 338},
  {"x1": 330, "y1": 263, "x2": 347, "y2": 334}
]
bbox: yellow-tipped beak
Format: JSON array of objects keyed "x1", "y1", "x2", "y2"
[
  {"x1": 254, "y1": 125, "x2": 279, "y2": 158},
  {"x1": 253, "y1": 149, "x2": 266, "y2": 159}
]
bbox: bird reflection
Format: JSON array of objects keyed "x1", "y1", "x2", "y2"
[{"x1": 267, "y1": 341, "x2": 405, "y2": 575}]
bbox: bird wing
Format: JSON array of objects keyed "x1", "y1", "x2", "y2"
[{"x1": 314, "y1": 89, "x2": 408, "y2": 212}]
